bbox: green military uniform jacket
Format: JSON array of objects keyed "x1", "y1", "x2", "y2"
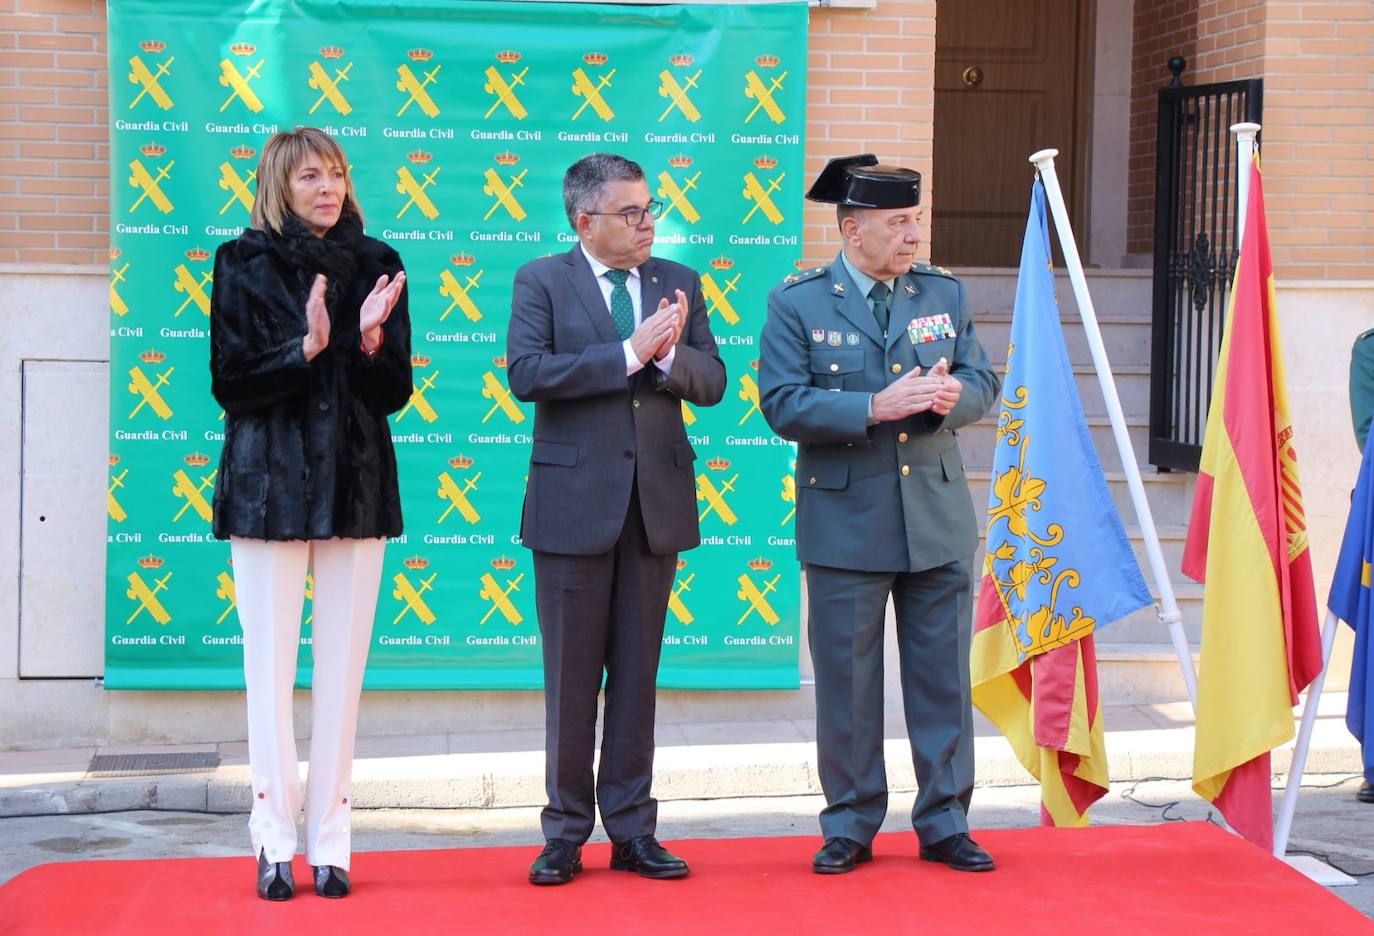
[
  {"x1": 1351, "y1": 327, "x2": 1374, "y2": 451},
  {"x1": 758, "y1": 253, "x2": 1000, "y2": 573}
]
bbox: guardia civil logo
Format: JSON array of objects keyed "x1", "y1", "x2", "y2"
[
  {"x1": 570, "y1": 51, "x2": 615, "y2": 122},
  {"x1": 396, "y1": 149, "x2": 441, "y2": 221},
  {"x1": 696, "y1": 456, "x2": 739, "y2": 527},
  {"x1": 657, "y1": 54, "x2": 701, "y2": 123},
  {"x1": 127, "y1": 39, "x2": 173, "y2": 111},
  {"x1": 214, "y1": 562, "x2": 236, "y2": 625},
  {"x1": 217, "y1": 144, "x2": 256, "y2": 217},
  {"x1": 172, "y1": 247, "x2": 212, "y2": 318},
  {"x1": 479, "y1": 556, "x2": 524, "y2": 626},
  {"x1": 480, "y1": 357, "x2": 525, "y2": 426},
  {"x1": 128, "y1": 142, "x2": 174, "y2": 215},
  {"x1": 391, "y1": 556, "x2": 437, "y2": 626},
  {"x1": 435, "y1": 454, "x2": 481, "y2": 525},
  {"x1": 483, "y1": 50, "x2": 527, "y2": 120},
  {"x1": 737, "y1": 558, "x2": 781, "y2": 626},
  {"x1": 108, "y1": 454, "x2": 129, "y2": 523},
  {"x1": 482, "y1": 151, "x2": 526, "y2": 222},
  {"x1": 743, "y1": 55, "x2": 787, "y2": 124},
  {"x1": 668, "y1": 559, "x2": 695, "y2": 626},
  {"x1": 741, "y1": 155, "x2": 784, "y2": 226},
  {"x1": 307, "y1": 45, "x2": 353, "y2": 116},
  {"x1": 126, "y1": 554, "x2": 172, "y2": 626},
  {"x1": 397, "y1": 354, "x2": 440, "y2": 424},
  {"x1": 657, "y1": 155, "x2": 702, "y2": 225},
  {"x1": 738, "y1": 365, "x2": 762, "y2": 426},
  {"x1": 437, "y1": 253, "x2": 484, "y2": 323},
  {"x1": 110, "y1": 248, "x2": 130, "y2": 318},
  {"x1": 218, "y1": 42, "x2": 265, "y2": 114},
  {"x1": 701, "y1": 255, "x2": 741, "y2": 326},
  {"x1": 127, "y1": 349, "x2": 174, "y2": 422},
  {"x1": 396, "y1": 48, "x2": 441, "y2": 118},
  {"x1": 171, "y1": 452, "x2": 215, "y2": 524}
]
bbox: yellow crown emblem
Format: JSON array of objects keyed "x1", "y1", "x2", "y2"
[
  {"x1": 753, "y1": 155, "x2": 777, "y2": 170},
  {"x1": 403, "y1": 555, "x2": 429, "y2": 570},
  {"x1": 706, "y1": 456, "x2": 731, "y2": 471},
  {"x1": 184, "y1": 452, "x2": 210, "y2": 467},
  {"x1": 137, "y1": 554, "x2": 164, "y2": 569},
  {"x1": 411, "y1": 354, "x2": 431, "y2": 368},
  {"x1": 448, "y1": 454, "x2": 474, "y2": 469},
  {"x1": 139, "y1": 40, "x2": 165, "y2": 54},
  {"x1": 709, "y1": 255, "x2": 734, "y2": 271},
  {"x1": 407, "y1": 149, "x2": 433, "y2": 165},
  {"x1": 109, "y1": 247, "x2": 122, "y2": 260},
  {"x1": 185, "y1": 247, "x2": 210, "y2": 262},
  {"x1": 491, "y1": 556, "x2": 517, "y2": 571},
  {"x1": 747, "y1": 557, "x2": 774, "y2": 572},
  {"x1": 669, "y1": 53, "x2": 695, "y2": 67},
  {"x1": 676, "y1": 558, "x2": 688, "y2": 570},
  {"x1": 493, "y1": 150, "x2": 519, "y2": 166},
  {"x1": 667, "y1": 153, "x2": 693, "y2": 169},
  {"x1": 229, "y1": 42, "x2": 255, "y2": 57},
  {"x1": 139, "y1": 349, "x2": 166, "y2": 364},
  {"x1": 492, "y1": 355, "x2": 508, "y2": 369},
  {"x1": 407, "y1": 48, "x2": 433, "y2": 62},
  {"x1": 755, "y1": 55, "x2": 780, "y2": 69},
  {"x1": 230, "y1": 144, "x2": 255, "y2": 160},
  {"x1": 582, "y1": 51, "x2": 608, "y2": 66},
  {"x1": 109, "y1": 454, "x2": 120, "y2": 467},
  {"x1": 319, "y1": 45, "x2": 345, "y2": 59},
  {"x1": 495, "y1": 50, "x2": 521, "y2": 64},
  {"x1": 793, "y1": 258, "x2": 808, "y2": 271},
  {"x1": 749, "y1": 358, "x2": 759, "y2": 371},
  {"x1": 449, "y1": 252, "x2": 475, "y2": 267},
  {"x1": 139, "y1": 142, "x2": 166, "y2": 158}
]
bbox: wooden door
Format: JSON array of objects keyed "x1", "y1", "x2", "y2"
[{"x1": 933, "y1": 0, "x2": 1092, "y2": 268}]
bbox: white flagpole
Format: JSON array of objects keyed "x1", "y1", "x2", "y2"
[
  {"x1": 1232, "y1": 122, "x2": 1260, "y2": 237},
  {"x1": 1028, "y1": 148, "x2": 1198, "y2": 710}
]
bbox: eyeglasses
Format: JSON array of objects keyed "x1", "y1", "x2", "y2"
[{"x1": 583, "y1": 200, "x2": 665, "y2": 227}]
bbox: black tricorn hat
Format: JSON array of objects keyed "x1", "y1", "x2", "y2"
[{"x1": 805, "y1": 153, "x2": 921, "y2": 208}]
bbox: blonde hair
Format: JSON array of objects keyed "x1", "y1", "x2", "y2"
[{"x1": 250, "y1": 126, "x2": 364, "y2": 234}]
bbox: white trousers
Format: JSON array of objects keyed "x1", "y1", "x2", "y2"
[{"x1": 230, "y1": 536, "x2": 385, "y2": 871}]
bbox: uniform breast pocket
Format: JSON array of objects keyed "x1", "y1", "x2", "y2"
[{"x1": 808, "y1": 348, "x2": 864, "y2": 391}]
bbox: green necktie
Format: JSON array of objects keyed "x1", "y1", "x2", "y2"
[
  {"x1": 869, "y1": 281, "x2": 891, "y2": 333},
  {"x1": 604, "y1": 268, "x2": 635, "y2": 340}
]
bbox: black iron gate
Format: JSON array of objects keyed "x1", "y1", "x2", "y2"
[{"x1": 1148, "y1": 57, "x2": 1262, "y2": 472}]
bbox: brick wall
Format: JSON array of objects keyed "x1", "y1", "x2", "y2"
[
  {"x1": 0, "y1": 0, "x2": 108, "y2": 265},
  {"x1": 1128, "y1": 0, "x2": 1374, "y2": 278}
]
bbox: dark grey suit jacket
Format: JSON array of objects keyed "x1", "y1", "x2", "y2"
[{"x1": 507, "y1": 246, "x2": 726, "y2": 557}]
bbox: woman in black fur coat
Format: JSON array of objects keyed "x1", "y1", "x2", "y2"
[{"x1": 209, "y1": 127, "x2": 411, "y2": 901}]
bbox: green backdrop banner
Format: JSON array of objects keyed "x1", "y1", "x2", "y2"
[{"x1": 105, "y1": 0, "x2": 807, "y2": 690}]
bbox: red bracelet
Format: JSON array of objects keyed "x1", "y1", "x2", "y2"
[{"x1": 361, "y1": 330, "x2": 384, "y2": 356}]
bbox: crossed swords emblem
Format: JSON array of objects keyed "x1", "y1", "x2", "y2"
[
  {"x1": 656, "y1": 169, "x2": 701, "y2": 225},
  {"x1": 129, "y1": 159, "x2": 174, "y2": 215},
  {"x1": 126, "y1": 569, "x2": 173, "y2": 626},
  {"x1": 396, "y1": 165, "x2": 441, "y2": 221},
  {"x1": 397, "y1": 370, "x2": 440, "y2": 423},
  {"x1": 701, "y1": 270, "x2": 741, "y2": 326},
  {"x1": 657, "y1": 68, "x2": 701, "y2": 123},
  {"x1": 108, "y1": 467, "x2": 129, "y2": 523},
  {"x1": 484, "y1": 65, "x2": 527, "y2": 120},
  {"x1": 479, "y1": 572, "x2": 524, "y2": 625},
  {"x1": 742, "y1": 170, "x2": 785, "y2": 225},
  {"x1": 438, "y1": 268, "x2": 483, "y2": 322},
  {"x1": 780, "y1": 468, "x2": 796, "y2": 526},
  {"x1": 696, "y1": 472, "x2": 739, "y2": 526},
  {"x1": 738, "y1": 374, "x2": 761, "y2": 426},
  {"x1": 737, "y1": 571, "x2": 782, "y2": 626},
  {"x1": 173, "y1": 263, "x2": 212, "y2": 317},
  {"x1": 128, "y1": 365, "x2": 173, "y2": 421},
  {"x1": 171, "y1": 468, "x2": 216, "y2": 523},
  {"x1": 127, "y1": 54, "x2": 173, "y2": 111},
  {"x1": 436, "y1": 470, "x2": 481, "y2": 525},
  {"x1": 396, "y1": 62, "x2": 441, "y2": 118},
  {"x1": 743, "y1": 69, "x2": 787, "y2": 124},
  {"x1": 215, "y1": 570, "x2": 237, "y2": 625},
  {"x1": 668, "y1": 570, "x2": 695, "y2": 626},
  {"x1": 218, "y1": 58, "x2": 264, "y2": 113},
  {"x1": 392, "y1": 570, "x2": 437, "y2": 625},
  {"x1": 570, "y1": 66, "x2": 615, "y2": 121},
  {"x1": 218, "y1": 162, "x2": 255, "y2": 216},
  {"x1": 480, "y1": 371, "x2": 524, "y2": 424},
  {"x1": 307, "y1": 60, "x2": 352, "y2": 115},
  {"x1": 483, "y1": 166, "x2": 526, "y2": 222},
  {"x1": 110, "y1": 261, "x2": 130, "y2": 318}
]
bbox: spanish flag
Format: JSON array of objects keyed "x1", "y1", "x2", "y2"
[
  {"x1": 1181, "y1": 158, "x2": 1323, "y2": 850},
  {"x1": 972, "y1": 181, "x2": 1152, "y2": 826}
]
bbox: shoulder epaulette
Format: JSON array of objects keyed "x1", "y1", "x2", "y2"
[
  {"x1": 909, "y1": 261, "x2": 957, "y2": 280},
  {"x1": 780, "y1": 265, "x2": 827, "y2": 287},
  {"x1": 1357, "y1": 326, "x2": 1374, "y2": 343}
]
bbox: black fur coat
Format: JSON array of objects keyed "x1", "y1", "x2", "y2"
[{"x1": 209, "y1": 213, "x2": 412, "y2": 541}]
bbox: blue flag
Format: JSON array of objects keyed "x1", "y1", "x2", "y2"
[
  {"x1": 980, "y1": 180, "x2": 1152, "y2": 658},
  {"x1": 1326, "y1": 435, "x2": 1374, "y2": 784}
]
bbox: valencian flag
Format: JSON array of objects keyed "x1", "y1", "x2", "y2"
[
  {"x1": 1181, "y1": 157, "x2": 1323, "y2": 850},
  {"x1": 1326, "y1": 435, "x2": 1374, "y2": 791},
  {"x1": 971, "y1": 180, "x2": 1152, "y2": 826}
]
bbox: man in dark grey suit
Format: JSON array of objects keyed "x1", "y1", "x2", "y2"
[
  {"x1": 759, "y1": 155, "x2": 1001, "y2": 875},
  {"x1": 507, "y1": 153, "x2": 726, "y2": 886}
]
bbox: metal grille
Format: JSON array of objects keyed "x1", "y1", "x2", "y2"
[
  {"x1": 1149, "y1": 59, "x2": 1262, "y2": 472},
  {"x1": 87, "y1": 752, "x2": 220, "y2": 778}
]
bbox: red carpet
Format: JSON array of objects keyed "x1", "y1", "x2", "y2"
[{"x1": 2, "y1": 823, "x2": 1367, "y2": 934}]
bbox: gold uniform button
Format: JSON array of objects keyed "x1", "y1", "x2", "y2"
[
  {"x1": 901, "y1": 465, "x2": 911, "y2": 476},
  {"x1": 829, "y1": 363, "x2": 839, "y2": 373},
  {"x1": 809, "y1": 476, "x2": 817, "y2": 485},
  {"x1": 898, "y1": 432, "x2": 909, "y2": 443},
  {"x1": 891, "y1": 363, "x2": 902, "y2": 374}
]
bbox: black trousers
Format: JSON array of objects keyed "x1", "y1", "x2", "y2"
[{"x1": 532, "y1": 487, "x2": 676, "y2": 844}]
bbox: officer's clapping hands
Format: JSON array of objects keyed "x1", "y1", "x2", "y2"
[{"x1": 871, "y1": 356, "x2": 962, "y2": 422}]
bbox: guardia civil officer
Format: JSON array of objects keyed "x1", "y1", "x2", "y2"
[
  {"x1": 758, "y1": 155, "x2": 1001, "y2": 874},
  {"x1": 1348, "y1": 327, "x2": 1374, "y2": 804},
  {"x1": 210, "y1": 127, "x2": 411, "y2": 900}
]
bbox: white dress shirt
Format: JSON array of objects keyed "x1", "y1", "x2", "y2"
[{"x1": 580, "y1": 243, "x2": 676, "y2": 376}]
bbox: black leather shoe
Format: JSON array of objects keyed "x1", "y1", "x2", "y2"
[
  {"x1": 609, "y1": 835, "x2": 689, "y2": 879},
  {"x1": 812, "y1": 837, "x2": 872, "y2": 874},
  {"x1": 919, "y1": 832, "x2": 995, "y2": 872},
  {"x1": 1359, "y1": 781, "x2": 1374, "y2": 804},
  {"x1": 529, "y1": 839, "x2": 582, "y2": 885},
  {"x1": 312, "y1": 865, "x2": 350, "y2": 898},
  {"x1": 256, "y1": 850, "x2": 294, "y2": 901}
]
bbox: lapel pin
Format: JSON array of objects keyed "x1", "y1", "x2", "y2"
[
  {"x1": 832, "y1": 281, "x2": 845, "y2": 294},
  {"x1": 903, "y1": 283, "x2": 916, "y2": 296}
]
